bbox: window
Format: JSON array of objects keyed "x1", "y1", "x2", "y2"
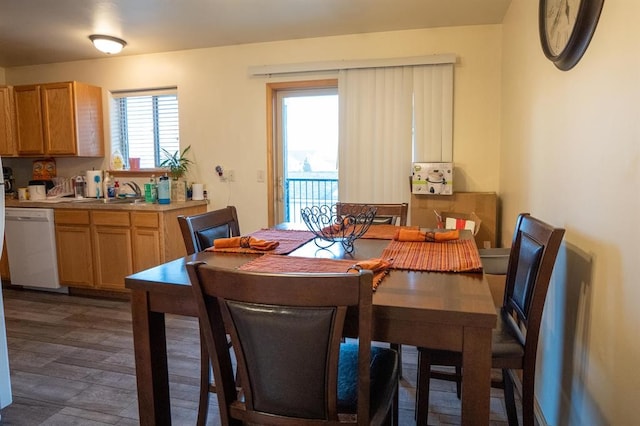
[{"x1": 111, "y1": 88, "x2": 179, "y2": 168}]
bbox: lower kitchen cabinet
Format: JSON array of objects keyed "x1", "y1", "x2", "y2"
[
  {"x1": 54, "y1": 210, "x2": 93, "y2": 288},
  {"x1": 92, "y1": 211, "x2": 132, "y2": 291},
  {"x1": 131, "y1": 212, "x2": 162, "y2": 273},
  {"x1": 53, "y1": 203, "x2": 206, "y2": 292}
]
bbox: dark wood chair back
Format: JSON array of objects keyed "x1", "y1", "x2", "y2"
[
  {"x1": 336, "y1": 203, "x2": 408, "y2": 226},
  {"x1": 186, "y1": 263, "x2": 398, "y2": 425},
  {"x1": 178, "y1": 206, "x2": 240, "y2": 254},
  {"x1": 501, "y1": 212, "x2": 565, "y2": 368},
  {"x1": 416, "y1": 213, "x2": 565, "y2": 426}
]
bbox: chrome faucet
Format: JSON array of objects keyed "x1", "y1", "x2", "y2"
[{"x1": 122, "y1": 181, "x2": 142, "y2": 198}]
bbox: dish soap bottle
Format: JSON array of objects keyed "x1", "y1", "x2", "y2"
[{"x1": 111, "y1": 149, "x2": 124, "y2": 170}]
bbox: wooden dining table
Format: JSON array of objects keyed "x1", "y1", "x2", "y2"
[{"x1": 125, "y1": 226, "x2": 497, "y2": 425}]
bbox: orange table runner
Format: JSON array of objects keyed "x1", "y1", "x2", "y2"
[
  {"x1": 381, "y1": 238, "x2": 483, "y2": 272},
  {"x1": 238, "y1": 255, "x2": 391, "y2": 291},
  {"x1": 361, "y1": 225, "x2": 419, "y2": 240},
  {"x1": 207, "y1": 229, "x2": 315, "y2": 255}
]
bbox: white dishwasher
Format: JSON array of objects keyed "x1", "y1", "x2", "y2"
[{"x1": 5, "y1": 208, "x2": 64, "y2": 291}]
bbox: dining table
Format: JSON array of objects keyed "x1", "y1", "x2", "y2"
[{"x1": 125, "y1": 224, "x2": 497, "y2": 425}]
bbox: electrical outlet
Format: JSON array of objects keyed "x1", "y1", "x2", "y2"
[{"x1": 227, "y1": 170, "x2": 235, "y2": 182}]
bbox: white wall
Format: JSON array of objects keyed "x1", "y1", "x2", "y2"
[
  {"x1": 502, "y1": 1, "x2": 640, "y2": 424},
  {"x1": 5, "y1": 25, "x2": 502, "y2": 232}
]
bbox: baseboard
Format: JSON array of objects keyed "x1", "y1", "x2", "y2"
[
  {"x1": 534, "y1": 399, "x2": 548, "y2": 426},
  {"x1": 509, "y1": 369, "x2": 548, "y2": 426}
]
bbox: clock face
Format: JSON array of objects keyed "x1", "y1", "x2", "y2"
[
  {"x1": 539, "y1": 0, "x2": 604, "y2": 71},
  {"x1": 544, "y1": 0, "x2": 581, "y2": 56}
]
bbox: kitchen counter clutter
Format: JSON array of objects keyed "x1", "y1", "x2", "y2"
[
  {"x1": 6, "y1": 198, "x2": 207, "y2": 211},
  {"x1": 2, "y1": 199, "x2": 207, "y2": 293}
]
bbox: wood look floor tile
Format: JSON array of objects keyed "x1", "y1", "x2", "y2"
[{"x1": 0, "y1": 287, "x2": 520, "y2": 425}]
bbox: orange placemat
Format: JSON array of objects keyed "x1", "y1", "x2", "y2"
[
  {"x1": 361, "y1": 225, "x2": 420, "y2": 240},
  {"x1": 207, "y1": 229, "x2": 315, "y2": 255},
  {"x1": 381, "y1": 238, "x2": 482, "y2": 272},
  {"x1": 238, "y1": 255, "x2": 390, "y2": 291}
]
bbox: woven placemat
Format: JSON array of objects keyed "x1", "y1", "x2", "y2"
[
  {"x1": 381, "y1": 238, "x2": 482, "y2": 272},
  {"x1": 238, "y1": 255, "x2": 390, "y2": 291},
  {"x1": 361, "y1": 225, "x2": 419, "y2": 240},
  {"x1": 207, "y1": 229, "x2": 315, "y2": 255}
]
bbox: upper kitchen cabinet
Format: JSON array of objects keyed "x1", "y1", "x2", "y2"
[
  {"x1": 14, "y1": 81, "x2": 105, "y2": 157},
  {"x1": 0, "y1": 86, "x2": 17, "y2": 156}
]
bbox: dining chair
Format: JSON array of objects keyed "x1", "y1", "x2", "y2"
[
  {"x1": 415, "y1": 213, "x2": 565, "y2": 426},
  {"x1": 177, "y1": 206, "x2": 241, "y2": 426},
  {"x1": 336, "y1": 202, "x2": 408, "y2": 226},
  {"x1": 178, "y1": 205, "x2": 240, "y2": 255},
  {"x1": 186, "y1": 262, "x2": 400, "y2": 426}
]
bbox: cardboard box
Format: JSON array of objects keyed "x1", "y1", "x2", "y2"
[
  {"x1": 411, "y1": 162, "x2": 453, "y2": 195},
  {"x1": 410, "y1": 191, "x2": 498, "y2": 248},
  {"x1": 435, "y1": 211, "x2": 482, "y2": 235}
]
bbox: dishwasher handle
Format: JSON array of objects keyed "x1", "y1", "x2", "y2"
[{"x1": 6, "y1": 216, "x2": 49, "y2": 223}]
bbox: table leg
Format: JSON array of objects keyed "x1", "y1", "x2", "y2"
[
  {"x1": 131, "y1": 290, "x2": 172, "y2": 426},
  {"x1": 461, "y1": 326, "x2": 492, "y2": 425}
]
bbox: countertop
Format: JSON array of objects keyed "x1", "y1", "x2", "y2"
[{"x1": 5, "y1": 197, "x2": 208, "y2": 211}]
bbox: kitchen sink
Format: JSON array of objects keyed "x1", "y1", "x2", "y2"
[{"x1": 101, "y1": 197, "x2": 145, "y2": 204}]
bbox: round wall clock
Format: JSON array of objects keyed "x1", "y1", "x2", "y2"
[{"x1": 539, "y1": 0, "x2": 605, "y2": 71}]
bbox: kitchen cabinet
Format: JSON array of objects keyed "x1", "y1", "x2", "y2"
[
  {"x1": 54, "y1": 210, "x2": 94, "y2": 288},
  {"x1": 51, "y1": 203, "x2": 206, "y2": 292},
  {"x1": 131, "y1": 212, "x2": 162, "y2": 273},
  {"x1": 14, "y1": 81, "x2": 104, "y2": 157},
  {"x1": 0, "y1": 86, "x2": 16, "y2": 156},
  {"x1": 92, "y1": 211, "x2": 133, "y2": 291}
]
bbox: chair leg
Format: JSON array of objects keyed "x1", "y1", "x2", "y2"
[
  {"x1": 415, "y1": 349, "x2": 431, "y2": 426},
  {"x1": 502, "y1": 368, "x2": 519, "y2": 426},
  {"x1": 393, "y1": 378, "x2": 399, "y2": 426},
  {"x1": 197, "y1": 333, "x2": 212, "y2": 426},
  {"x1": 390, "y1": 343, "x2": 402, "y2": 379}
]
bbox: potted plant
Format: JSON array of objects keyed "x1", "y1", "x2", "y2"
[{"x1": 160, "y1": 145, "x2": 193, "y2": 201}]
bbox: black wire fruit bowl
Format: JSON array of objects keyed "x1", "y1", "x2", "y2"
[{"x1": 300, "y1": 204, "x2": 377, "y2": 253}]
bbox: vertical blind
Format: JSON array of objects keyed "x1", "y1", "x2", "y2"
[
  {"x1": 338, "y1": 63, "x2": 454, "y2": 204},
  {"x1": 111, "y1": 89, "x2": 179, "y2": 168}
]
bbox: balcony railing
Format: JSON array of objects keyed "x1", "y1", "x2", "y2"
[{"x1": 285, "y1": 178, "x2": 338, "y2": 223}]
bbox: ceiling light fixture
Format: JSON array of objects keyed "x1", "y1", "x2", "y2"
[{"x1": 89, "y1": 34, "x2": 127, "y2": 54}]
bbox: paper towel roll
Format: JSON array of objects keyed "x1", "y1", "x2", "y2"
[
  {"x1": 192, "y1": 183, "x2": 204, "y2": 200},
  {"x1": 86, "y1": 170, "x2": 103, "y2": 198}
]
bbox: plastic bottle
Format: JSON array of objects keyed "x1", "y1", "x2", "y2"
[
  {"x1": 114, "y1": 179, "x2": 120, "y2": 198},
  {"x1": 157, "y1": 174, "x2": 170, "y2": 204},
  {"x1": 111, "y1": 149, "x2": 124, "y2": 170},
  {"x1": 74, "y1": 175, "x2": 86, "y2": 198},
  {"x1": 103, "y1": 172, "x2": 114, "y2": 199},
  {"x1": 145, "y1": 175, "x2": 157, "y2": 203}
]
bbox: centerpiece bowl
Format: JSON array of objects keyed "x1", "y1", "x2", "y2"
[{"x1": 300, "y1": 204, "x2": 377, "y2": 253}]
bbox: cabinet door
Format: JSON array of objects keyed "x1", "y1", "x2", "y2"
[
  {"x1": 55, "y1": 225, "x2": 94, "y2": 288},
  {"x1": 14, "y1": 85, "x2": 45, "y2": 155},
  {"x1": 132, "y1": 228, "x2": 162, "y2": 272},
  {"x1": 41, "y1": 82, "x2": 77, "y2": 155},
  {"x1": 132, "y1": 212, "x2": 162, "y2": 272},
  {"x1": 0, "y1": 86, "x2": 16, "y2": 156},
  {"x1": 92, "y1": 211, "x2": 132, "y2": 291},
  {"x1": 93, "y1": 226, "x2": 133, "y2": 291}
]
